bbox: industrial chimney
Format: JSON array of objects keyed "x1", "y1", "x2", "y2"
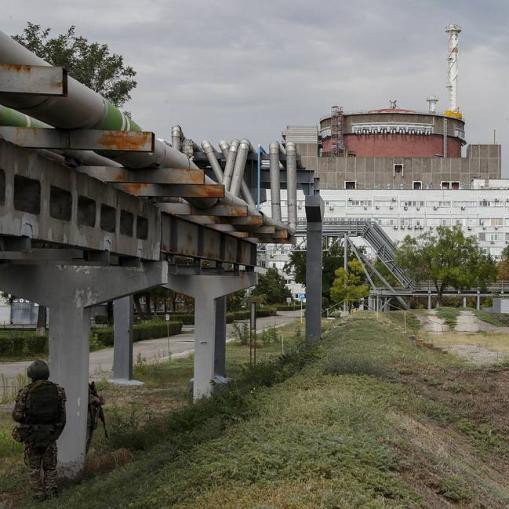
[{"x1": 445, "y1": 24, "x2": 461, "y2": 114}]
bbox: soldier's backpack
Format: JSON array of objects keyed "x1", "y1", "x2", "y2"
[{"x1": 25, "y1": 381, "x2": 60, "y2": 425}]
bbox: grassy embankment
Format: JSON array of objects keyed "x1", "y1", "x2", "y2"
[{"x1": 4, "y1": 313, "x2": 509, "y2": 508}]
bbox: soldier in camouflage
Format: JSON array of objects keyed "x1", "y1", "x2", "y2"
[{"x1": 12, "y1": 360, "x2": 66, "y2": 502}]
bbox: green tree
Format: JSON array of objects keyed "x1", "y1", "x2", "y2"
[
  {"x1": 395, "y1": 226, "x2": 496, "y2": 303},
  {"x1": 13, "y1": 23, "x2": 136, "y2": 107},
  {"x1": 284, "y1": 240, "x2": 363, "y2": 300},
  {"x1": 227, "y1": 289, "x2": 247, "y2": 312},
  {"x1": 330, "y1": 259, "x2": 369, "y2": 309},
  {"x1": 252, "y1": 268, "x2": 291, "y2": 305}
]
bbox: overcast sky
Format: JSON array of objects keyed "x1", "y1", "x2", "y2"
[{"x1": 4, "y1": 1, "x2": 509, "y2": 169}]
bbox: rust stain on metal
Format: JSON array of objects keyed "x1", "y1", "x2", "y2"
[
  {"x1": 98, "y1": 131, "x2": 152, "y2": 151},
  {"x1": 3, "y1": 63, "x2": 32, "y2": 73},
  {"x1": 122, "y1": 183, "x2": 146, "y2": 194}
]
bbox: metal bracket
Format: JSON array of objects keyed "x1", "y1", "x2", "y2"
[
  {"x1": 0, "y1": 63, "x2": 67, "y2": 96},
  {"x1": 0, "y1": 127, "x2": 155, "y2": 152}
]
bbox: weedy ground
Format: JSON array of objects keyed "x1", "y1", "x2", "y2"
[{"x1": 3, "y1": 314, "x2": 509, "y2": 508}]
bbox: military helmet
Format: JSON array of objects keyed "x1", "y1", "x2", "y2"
[{"x1": 27, "y1": 360, "x2": 50, "y2": 381}]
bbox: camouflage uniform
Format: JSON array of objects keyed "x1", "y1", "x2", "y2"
[
  {"x1": 86, "y1": 385, "x2": 104, "y2": 452},
  {"x1": 12, "y1": 381, "x2": 66, "y2": 501}
]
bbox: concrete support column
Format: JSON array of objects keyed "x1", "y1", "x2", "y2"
[
  {"x1": 305, "y1": 194, "x2": 324, "y2": 345},
  {"x1": 112, "y1": 296, "x2": 140, "y2": 384},
  {"x1": 214, "y1": 296, "x2": 227, "y2": 378},
  {"x1": 476, "y1": 290, "x2": 481, "y2": 310},
  {"x1": 165, "y1": 271, "x2": 256, "y2": 400},
  {"x1": 463, "y1": 296, "x2": 467, "y2": 308},
  {"x1": 0, "y1": 262, "x2": 167, "y2": 476},
  {"x1": 48, "y1": 304, "x2": 91, "y2": 475}
]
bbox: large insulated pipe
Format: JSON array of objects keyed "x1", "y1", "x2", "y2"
[
  {"x1": 218, "y1": 140, "x2": 230, "y2": 158},
  {"x1": 201, "y1": 140, "x2": 224, "y2": 182},
  {"x1": 222, "y1": 139, "x2": 239, "y2": 190},
  {"x1": 171, "y1": 125, "x2": 183, "y2": 151},
  {"x1": 0, "y1": 30, "x2": 194, "y2": 171},
  {"x1": 286, "y1": 142, "x2": 298, "y2": 231},
  {"x1": 230, "y1": 139, "x2": 250, "y2": 197},
  {"x1": 269, "y1": 142, "x2": 282, "y2": 222},
  {"x1": 182, "y1": 138, "x2": 194, "y2": 158}
]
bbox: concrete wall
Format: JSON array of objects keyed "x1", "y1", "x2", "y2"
[
  {"x1": 493, "y1": 298, "x2": 509, "y2": 313},
  {"x1": 295, "y1": 143, "x2": 501, "y2": 190}
]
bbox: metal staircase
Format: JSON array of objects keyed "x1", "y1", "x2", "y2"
[{"x1": 296, "y1": 219, "x2": 415, "y2": 290}]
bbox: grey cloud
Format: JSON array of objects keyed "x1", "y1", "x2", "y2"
[{"x1": 3, "y1": 0, "x2": 509, "y2": 170}]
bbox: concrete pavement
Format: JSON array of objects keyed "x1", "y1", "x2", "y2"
[{"x1": 0, "y1": 311, "x2": 301, "y2": 382}]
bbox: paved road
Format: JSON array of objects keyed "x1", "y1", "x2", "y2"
[{"x1": 0, "y1": 311, "x2": 301, "y2": 382}]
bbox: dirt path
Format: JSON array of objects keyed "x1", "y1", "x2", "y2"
[
  {"x1": 454, "y1": 310, "x2": 509, "y2": 333},
  {"x1": 417, "y1": 310, "x2": 448, "y2": 333}
]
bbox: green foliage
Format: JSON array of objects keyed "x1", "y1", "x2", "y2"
[
  {"x1": 94, "y1": 320, "x2": 182, "y2": 346},
  {"x1": 252, "y1": 268, "x2": 291, "y2": 305},
  {"x1": 227, "y1": 289, "x2": 247, "y2": 312},
  {"x1": 475, "y1": 310, "x2": 509, "y2": 327},
  {"x1": 285, "y1": 240, "x2": 364, "y2": 298},
  {"x1": 231, "y1": 321, "x2": 249, "y2": 345},
  {"x1": 0, "y1": 333, "x2": 47, "y2": 357},
  {"x1": 259, "y1": 326, "x2": 280, "y2": 346},
  {"x1": 13, "y1": 23, "x2": 136, "y2": 107},
  {"x1": 437, "y1": 475, "x2": 474, "y2": 503},
  {"x1": 396, "y1": 226, "x2": 496, "y2": 302},
  {"x1": 329, "y1": 259, "x2": 369, "y2": 307},
  {"x1": 168, "y1": 307, "x2": 277, "y2": 326}
]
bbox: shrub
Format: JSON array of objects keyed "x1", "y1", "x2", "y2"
[
  {"x1": 93, "y1": 321, "x2": 183, "y2": 347},
  {"x1": 0, "y1": 334, "x2": 44, "y2": 357},
  {"x1": 276, "y1": 303, "x2": 305, "y2": 311},
  {"x1": 25, "y1": 335, "x2": 48, "y2": 355}
]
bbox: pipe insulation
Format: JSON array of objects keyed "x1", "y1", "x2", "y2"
[
  {"x1": 269, "y1": 142, "x2": 282, "y2": 222},
  {"x1": 201, "y1": 140, "x2": 224, "y2": 183},
  {"x1": 218, "y1": 140, "x2": 230, "y2": 158},
  {"x1": 171, "y1": 125, "x2": 183, "y2": 152},
  {"x1": 230, "y1": 139, "x2": 250, "y2": 197},
  {"x1": 286, "y1": 141, "x2": 297, "y2": 231},
  {"x1": 222, "y1": 139, "x2": 239, "y2": 191}
]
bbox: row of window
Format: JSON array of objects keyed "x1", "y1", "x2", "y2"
[
  {"x1": 5, "y1": 174, "x2": 148, "y2": 239},
  {"x1": 367, "y1": 217, "x2": 509, "y2": 228},
  {"x1": 343, "y1": 180, "x2": 461, "y2": 190},
  {"x1": 316, "y1": 199, "x2": 509, "y2": 210}
]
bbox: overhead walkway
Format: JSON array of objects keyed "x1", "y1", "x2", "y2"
[{"x1": 296, "y1": 218, "x2": 415, "y2": 290}]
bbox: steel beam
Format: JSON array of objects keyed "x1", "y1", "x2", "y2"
[
  {"x1": 0, "y1": 63, "x2": 67, "y2": 96},
  {"x1": 77, "y1": 166, "x2": 205, "y2": 185},
  {"x1": 158, "y1": 202, "x2": 248, "y2": 217},
  {"x1": 0, "y1": 126, "x2": 155, "y2": 152},
  {"x1": 0, "y1": 248, "x2": 84, "y2": 261},
  {"x1": 115, "y1": 183, "x2": 224, "y2": 198}
]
